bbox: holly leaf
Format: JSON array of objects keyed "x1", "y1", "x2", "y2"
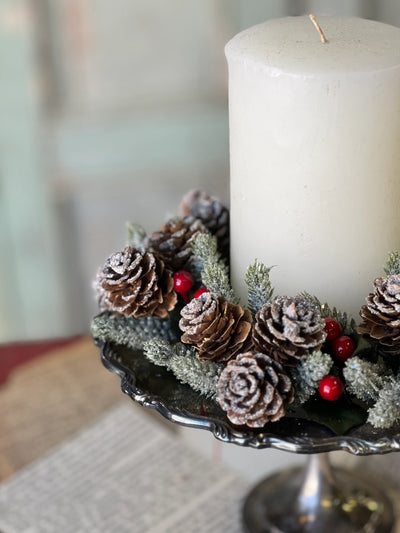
[
  {"x1": 302, "y1": 395, "x2": 368, "y2": 435},
  {"x1": 352, "y1": 335, "x2": 373, "y2": 357}
]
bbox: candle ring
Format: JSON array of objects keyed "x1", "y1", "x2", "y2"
[{"x1": 91, "y1": 190, "x2": 400, "y2": 433}]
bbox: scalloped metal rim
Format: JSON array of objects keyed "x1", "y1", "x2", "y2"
[{"x1": 100, "y1": 341, "x2": 400, "y2": 456}]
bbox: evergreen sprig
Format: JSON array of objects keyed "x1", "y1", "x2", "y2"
[
  {"x1": 343, "y1": 356, "x2": 393, "y2": 405},
  {"x1": 245, "y1": 259, "x2": 274, "y2": 315},
  {"x1": 143, "y1": 339, "x2": 222, "y2": 399},
  {"x1": 191, "y1": 231, "x2": 220, "y2": 267},
  {"x1": 126, "y1": 221, "x2": 147, "y2": 249},
  {"x1": 191, "y1": 233, "x2": 239, "y2": 304},
  {"x1": 367, "y1": 378, "x2": 400, "y2": 429},
  {"x1": 384, "y1": 251, "x2": 400, "y2": 276},
  {"x1": 90, "y1": 311, "x2": 177, "y2": 350},
  {"x1": 289, "y1": 351, "x2": 333, "y2": 405},
  {"x1": 298, "y1": 291, "x2": 356, "y2": 334}
]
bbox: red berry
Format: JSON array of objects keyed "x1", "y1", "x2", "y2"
[
  {"x1": 324, "y1": 317, "x2": 341, "y2": 341},
  {"x1": 173, "y1": 271, "x2": 194, "y2": 303},
  {"x1": 173, "y1": 271, "x2": 194, "y2": 293},
  {"x1": 332, "y1": 336, "x2": 356, "y2": 362},
  {"x1": 194, "y1": 287, "x2": 210, "y2": 299},
  {"x1": 319, "y1": 375, "x2": 344, "y2": 401}
]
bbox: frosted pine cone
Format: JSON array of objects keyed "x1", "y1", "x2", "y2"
[
  {"x1": 148, "y1": 216, "x2": 207, "y2": 271},
  {"x1": 94, "y1": 247, "x2": 177, "y2": 318},
  {"x1": 179, "y1": 292, "x2": 253, "y2": 363},
  {"x1": 218, "y1": 352, "x2": 294, "y2": 427},
  {"x1": 357, "y1": 275, "x2": 400, "y2": 354},
  {"x1": 253, "y1": 296, "x2": 327, "y2": 365},
  {"x1": 180, "y1": 190, "x2": 229, "y2": 259}
]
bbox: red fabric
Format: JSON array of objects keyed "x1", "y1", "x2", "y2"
[{"x1": 0, "y1": 337, "x2": 82, "y2": 385}]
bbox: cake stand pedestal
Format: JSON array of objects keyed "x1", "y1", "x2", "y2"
[
  {"x1": 98, "y1": 340, "x2": 400, "y2": 533},
  {"x1": 243, "y1": 452, "x2": 394, "y2": 533}
]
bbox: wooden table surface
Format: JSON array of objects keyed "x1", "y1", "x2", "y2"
[{"x1": 0, "y1": 338, "x2": 127, "y2": 482}]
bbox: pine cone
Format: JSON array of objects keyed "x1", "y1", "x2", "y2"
[
  {"x1": 94, "y1": 247, "x2": 177, "y2": 318},
  {"x1": 253, "y1": 296, "x2": 327, "y2": 365},
  {"x1": 218, "y1": 352, "x2": 294, "y2": 427},
  {"x1": 180, "y1": 190, "x2": 229, "y2": 258},
  {"x1": 179, "y1": 292, "x2": 253, "y2": 363},
  {"x1": 148, "y1": 216, "x2": 207, "y2": 271},
  {"x1": 357, "y1": 275, "x2": 400, "y2": 354}
]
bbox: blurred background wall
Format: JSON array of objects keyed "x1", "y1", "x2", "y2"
[{"x1": 1, "y1": 0, "x2": 400, "y2": 342}]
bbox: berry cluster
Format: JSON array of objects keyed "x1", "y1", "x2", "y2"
[
  {"x1": 318, "y1": 317, "x2": 356, "y2": 401},
  {"x1": 173, "y1": 270, "x2": 209, "y2": 303}
]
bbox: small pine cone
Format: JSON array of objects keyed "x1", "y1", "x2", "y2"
[
  {"x1": 179, "y1": 292, "x2": 253, "y2": 363},
  {"x1": 218, "y1": 352, "x2": 294, "y2": 427},
  {"x1": 148, "y1": 216, "x2": 207, "y2": 271},
  {"x1": 180, "y1": 190, "x2": 229, "y2": 259},
  {"x1": 357, "y1": 275, "x2": 400, "y2": 354},
  {"x1": 253, "y1": 296, "x2": 327, "y2": 365},
  {"x1": 94, "y1": 247, "x2": 177, "y2": 318}
]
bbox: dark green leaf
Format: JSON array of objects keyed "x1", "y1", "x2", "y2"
[{"x1": 302, "y1": 395, "x2": 368, "y2": 435}]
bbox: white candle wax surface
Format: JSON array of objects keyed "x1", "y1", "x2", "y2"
[{"x1": 226, "y1": 16, "x2": 400, "y2": 318}]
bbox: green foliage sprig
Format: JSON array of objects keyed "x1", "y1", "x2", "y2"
[
  {"x1": 91, "y1": 311, "x2": 177, "y2": 350},
  {"x1": 126, "y1": 222, "x2": 147, "y2": 249},
  {"x1": 143, "y1": 339, "x2": 222, "y2": 399},
  {"x1": 289, "y1": 351, "x2": 333, "y2": 405},
  {"x1": 191, "y1": 233, "x2": 239, "y2": 304},
  {"x1": 245, "y1": 259, "x2": 274, "y2": 316},
  {"x1": 384, "y1": 251, "x2": 400, "y2": 276},
  {"x1": 367, "y1": 378, "x2": 400, "y2": 429},
  {"x1": 343, "y1": 356, "x2": 393, "y2": 405}
]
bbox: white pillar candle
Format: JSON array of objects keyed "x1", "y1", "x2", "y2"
[{"x1": 226, "y1": 16, "x2": 400, "y2": 318}]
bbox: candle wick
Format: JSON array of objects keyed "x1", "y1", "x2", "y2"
[{"x1": 309, "y1": 14, "x2": 328, "y2": 43}]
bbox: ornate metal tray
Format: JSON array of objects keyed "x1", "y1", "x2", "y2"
[{"x1": 99, "y1": 340, "x2": 400, "y2": 456}]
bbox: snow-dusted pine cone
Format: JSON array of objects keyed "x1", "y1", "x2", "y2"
[
  {"x1": 218, "y1": 352, "x2": 294, "y2": 427},
  {"x1": 94, "y1": 247, "x2": 177, "y2": 318},
  {"x1": 253, "y1": 296, "x2": 327, "y2": 365},
  {"x1": 357, "y1": 275, "x2": 400, "y2": 354},
  {"x1": 180, "y1": 190, "x2": 229, "y2": 259},
  {"x1": 179, "y1": 292, "x2": 253, "y2": 363},
  {"x1": 148, "y1": 216, "x2": 207, "y2": 271}
]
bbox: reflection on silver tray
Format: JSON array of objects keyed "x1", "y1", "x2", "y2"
[{"x1": 99, "y1": 340, "x2": 400, "y2": 455}]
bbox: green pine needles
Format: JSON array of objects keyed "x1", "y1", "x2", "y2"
[
  {"x1": 343, "y1": 356, "x2": 391, "y2": 404},
  {"x1": 289, "y1": 351, "x2": 333, "y2": 405},
  {"x1": 367, "y1": 378, "x2": 400, "y2": 429},
  {"x1": 191, "y1": 233, "x2": 239, "y2": 304},
  {"x1": 384, "y1": 251, "x2": 400, "y2": 276},
  {"x1": 245, "y1": 259, "x2": 274, "y2": 315},
  {"x1": 343, "y1": 356, "x2": 400, "y2": 428},
  {"x1": 91, "y1": 311, "x2": 177, "y2": 350},
  {"x1": 143, "y1": 339, "x2": 222, "y2": 399}
]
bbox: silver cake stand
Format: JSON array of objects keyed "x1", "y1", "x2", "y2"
[{"x1": 98, "y1": 340, "x2": 400, "y2": 533}]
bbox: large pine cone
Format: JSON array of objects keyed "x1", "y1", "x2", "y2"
[
  {"x1": 148, "y1": 216, "x2": 207, "y2": 271},
  {"x1": 180, "y1": 190, "x2": 229, "y2": 259},
  {"x1": 94, "y1": 247, "x2": 177, "y2": 318},
  {"x1": 217, "y1": 352, "x2": 294, "y2": 427},
  {"x1": 179, "y1": 292, "x2": 253, "y2": 363},
  {"x1": 357, "y1": 275, "x2": 400, "y2": 354},
  {"x1": 253, "y1": 296, "x2": 327, "y2": 365}
]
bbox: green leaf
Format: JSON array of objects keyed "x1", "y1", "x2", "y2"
[
  {"x1": 352, "y1": 335, "x2": 373, "y2": 358},
  {"x1": 302, "y1": 395, "x2": 368, "y2": 435}
]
